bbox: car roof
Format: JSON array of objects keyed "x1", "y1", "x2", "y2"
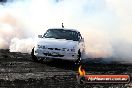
[{"x1": 48, "y1": 28, "x2": 80, "y2": 33}]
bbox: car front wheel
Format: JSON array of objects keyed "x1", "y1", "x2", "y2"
[
  {"x1": 75, "y1": 50, "x2": 82, "y2": 65},
  {"x1": 31, "y1": 48, "x2": 38, "y2": 62}
]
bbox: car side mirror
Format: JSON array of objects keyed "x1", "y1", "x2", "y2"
[
  {"x1": 81, "y1": 38, "x2": 84, "y2": 42},
  {"x1": 38, "y1": 35, "x2": 43, "y2": 38},
  {"x1": 79, "y1": 38, "x2": 84, "y2": 42}
]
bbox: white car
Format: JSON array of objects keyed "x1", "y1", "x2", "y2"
[{"x1": 31, "y1": 28, "x2": 85, "y2": 63}]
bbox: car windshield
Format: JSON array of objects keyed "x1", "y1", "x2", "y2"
[{"x1": 43, "y1": 29, "x2": 81, "y2": 41}]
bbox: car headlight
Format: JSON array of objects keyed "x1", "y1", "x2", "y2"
[
  {"x1": 71, "y1": 49, "x2": 75, "y2": 52},
  {"x1": 37, "y1": 45, "x2": 46, "y2": 49},
  {"x1": 62, "y1": 48, "x2": 76, "y2": 52}
]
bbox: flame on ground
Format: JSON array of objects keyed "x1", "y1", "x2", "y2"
[{"x1": 78, "y1": 65, "x2": 86, "y2": 76}]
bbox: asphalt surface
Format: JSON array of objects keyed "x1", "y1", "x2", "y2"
[{"x1": 0, "y1": 49, "x2": 132, "y2": 88}]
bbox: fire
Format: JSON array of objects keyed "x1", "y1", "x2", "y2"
[{"x1": 78, "y1": 65, "x2": 86, "y2": 76}]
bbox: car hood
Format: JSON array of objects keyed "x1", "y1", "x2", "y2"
[{"x1": 36, "y1": 38, "x2": 78, "y2": 48}]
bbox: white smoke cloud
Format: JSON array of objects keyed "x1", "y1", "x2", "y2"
[
  {"x1": 9, "y1": 38, "x2": 34, "y2": 53},
  {"x1": 0, "y1": 0, "x2": 132, "y2": 62}
]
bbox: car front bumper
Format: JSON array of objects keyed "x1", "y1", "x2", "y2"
[{"x1": 34, "y1": 48, "x2": 78, "y2": 61}]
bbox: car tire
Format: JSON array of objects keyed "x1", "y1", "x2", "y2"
[
  {"x1": 31, "y1": 48, "x2": 39, "y2": 62},
  {"x1": 75, "y1": 50, "x2": 82, "y2": 65}
]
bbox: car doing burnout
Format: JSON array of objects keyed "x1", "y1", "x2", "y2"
[{"x1": 31, "y1": 28, "x2": 85, "y2": 63}]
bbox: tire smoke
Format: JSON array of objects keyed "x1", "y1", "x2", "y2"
[{"x1": 0, "y1": 0, "x2": 132, "y2": 62}]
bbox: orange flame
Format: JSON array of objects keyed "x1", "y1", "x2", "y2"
[{"x1": 78, "y1": 65, "x2": 86, "y2": 76}]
